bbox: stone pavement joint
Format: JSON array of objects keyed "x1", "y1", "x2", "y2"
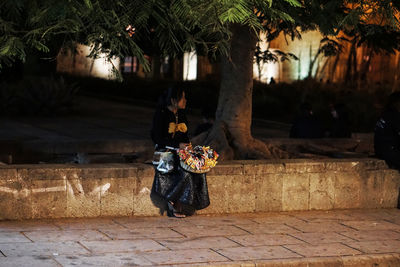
[{"x1": 0, "y1": 209, "x2": 400, "y2": 266}]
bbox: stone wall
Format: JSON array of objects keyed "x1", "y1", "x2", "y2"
[{"x1": 0, "y1": 159, "x2": 399, "y2": 220}]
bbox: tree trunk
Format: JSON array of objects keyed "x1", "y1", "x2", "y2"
[
  {"x1": 344, "y1": 40, "x2": 356, "y2": 84},
  {"x1": 193, "y1": 24, "x2": 286, "y2": 160}
]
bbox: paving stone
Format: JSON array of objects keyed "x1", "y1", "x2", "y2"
[
  {"x1": 184, "y1": 215, "x2": 257, "y2": 226},
  {"x1": 114, "y1": 216, "x2": 195, "y2": 228},
  {"x1": 0, "y1": 256, "x2": 59, "y2": 267},
  {"x1": 172, "y1": 225, "x2": 249, "y2": 238},
  {"x1": 0, "y1": 241, "x2": 89, "y2": 256},
  {"x1": 0, "y1": 220, "x2": 59, "y2": 232},
  {"x1": 217, "y1": 245, "x2": 301, "y2": 261},
  {"x1": 228, "y1": 234, "x2": 305, "y2": 247},
  {"x1": 141, "y1": 248, "x2": 229, "y2": 265},
  {"x1": 0, "y1": 231, "x2": 32, "y2": 243},
  {"x1": 23, "y1": 229, "x2": 109, "y2": 242},
  {"x1": 237, "y1": 223, "x2": 301, "y2": 234},
  {"x1": 54, "y1": 253, "x2": 153, "y2": 266},
  {"x1": 80, "y1": 239, "x2": 166, "y2": 253},
  {"x1": 290, "y1": 210, "x2": 354, "y2": 222},
  {"x1": 341, "y1": 220, "x2": 400, "y2": 231},
  {"x1": 100, "y1": 227, "x2": 184, "y2": 239},
  {"x1": 53, "y1": 217, "x2": 124, "y2": 230},
  {"x1": 391, "y1": 218, "x2": 400, "y2": 226},
  {"x1": 376, "y1": 209, "x2": 400, "y2": 222},
  {"x1": 249, "y1": 214, "x2": 306, "y2": 225},
  {"x1": 158, "y1": 236, "x2": 239, "y2": 250},
  {"x1": 342, "y1": 209, "x2": 390, "y2": 221},
  {"x1": 284, "y1": 243, "x2": 362, "y2": 257},
  {"x1": 289, "y1": 232, "x2": 355, "y2": 245},
  {"x1": 1, "y1": 209, "x2": 400, "y2": 266},
  {"x1": 285, "y1": 221, "x2": 353, "y2": 232},
  {"x1": 339, "y1": 230, "x2": 400, "y2": 241},
  {"x1": 346, "y1": 240, "x2": 400, "y2": 253}
]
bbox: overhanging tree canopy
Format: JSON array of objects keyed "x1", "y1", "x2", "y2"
[{"x1": 1, "y1": 0, "x2": 400, "y2": 159}]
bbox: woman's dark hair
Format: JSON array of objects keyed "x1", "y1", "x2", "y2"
[{"x1": 157, "y1": 85, "x2": 185, "y2": 108}]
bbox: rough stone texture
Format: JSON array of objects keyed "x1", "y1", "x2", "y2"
[
  {"x1": 333, "y1": 172, "x2": 361, "y2": 209},
  {"x1": 66, "y1": 177, "x2": 101, "y2": 218},
  {"x1": 255, "y1": 173, "x2": 283, "y2": 212},
  {"x1": 133, "y1": 170, "x2": 159, "y2": 216},
  {"x1": 100, "y1": 177, "x2": 135, "y2": 217},
  {"x1": 0, "y1": 159, "x2": 399, "y2": 220},
  {"x1": 282, "y1": 173, "x2": 309, "y2": 211},
  {"x1": 382, "y1": 169, "x2": 400, "y2": 208},
  {"x1": 31, "y1": 179, "x2": 67, "y2": 219},
  {"x1": 284, "y1": 161, "x2": 325, "y2": 174},
  {"x1": 0, "y1": 168, "x2": 18, "y2": 180},
  {"x1": 309, "y1": 173, "x2": 335, "y2": 210},
  {"x1": 243, "y1": 161, "x2": 285, "y2": 175},
  {"x1": 0, "y1": 175, "x2": 32, "y2": 220},
  {"x1": 199, "y1": 174, "x2": 256, "y2": 214}
]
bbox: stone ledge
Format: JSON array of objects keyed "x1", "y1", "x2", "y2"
[
  {"x1": 183, "y1": 253, "x2": 400, "y2": 267},
  {"x1": 0, "y1": 158, "x2": 399, "y2": 220}
]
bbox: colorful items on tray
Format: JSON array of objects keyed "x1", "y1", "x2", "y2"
[{"x1": 178, "y1": 145, "x2": 219, "y2": 173}]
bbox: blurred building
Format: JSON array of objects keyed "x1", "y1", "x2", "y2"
[{"x1": 56, "y1": 31, "x2": 400, "y2": 85}]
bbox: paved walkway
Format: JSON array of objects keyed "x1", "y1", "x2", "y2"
[{"x1": 1, "y1": 209, "x2": 400, "y2": 266}]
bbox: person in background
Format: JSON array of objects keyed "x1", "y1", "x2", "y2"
[
  {"x1": 328, "y1": 103, "x2": 352, "y2": 138},
  {"x1": 290, "y1": 102, "x2": 323, "y2": 138},
  {"x1": 374, "y1": 92, "x2": 400, "y2": 170},
  {"x1": 150, "y1": 86, "x2": 210, "y2": 218}
]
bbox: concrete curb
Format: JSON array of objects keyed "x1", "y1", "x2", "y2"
[{"x1": 0, "y1": 158, "x2": 399, "y2": 220}]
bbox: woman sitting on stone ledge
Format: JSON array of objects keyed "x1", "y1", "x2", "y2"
[{"x1": 150, "y1": 85, "x2": 210, "y2": 218}]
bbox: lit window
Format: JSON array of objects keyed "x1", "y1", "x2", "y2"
[{"x1": 183, "y1": 51, "x2": 197, "y2": 80}]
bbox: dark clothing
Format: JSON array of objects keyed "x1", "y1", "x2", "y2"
[
  {"x1": 374, "y1": 109, "x2": 400, "y2": 169},
  {"x1": 150, "y1": 107, "x2": 210, "y2": 215},
  {"x1": 151, "y1": 108, "x2": 189, "y2": 149},
  {"x1": 329, "y1": 118, "x2": 352, "y2": 138},
  {"x1": 152, "y1": 167, "x2": 210, "y2": 214},
  {"x1": 290, "y1": 114, "x2": 323, "y2": 139}
]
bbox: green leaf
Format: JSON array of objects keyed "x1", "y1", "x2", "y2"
[{"x1": 84, "y1": 0, "x2": 93, "y2": 9}]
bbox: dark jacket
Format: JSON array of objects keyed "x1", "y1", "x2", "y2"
[
  {"x1": 290, "y1": 113, "x2": 323, "y2": 139},
  {"x1": 151, "y1": 108, "x2": 190, "y2": 149},
  {"x1": 374, "y1": 109, "x2": 400, "y2": 168}
]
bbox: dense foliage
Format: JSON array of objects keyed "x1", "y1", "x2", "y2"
[{"x1": 1, "y1": 0, "x2": 399, "y2": 73}]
